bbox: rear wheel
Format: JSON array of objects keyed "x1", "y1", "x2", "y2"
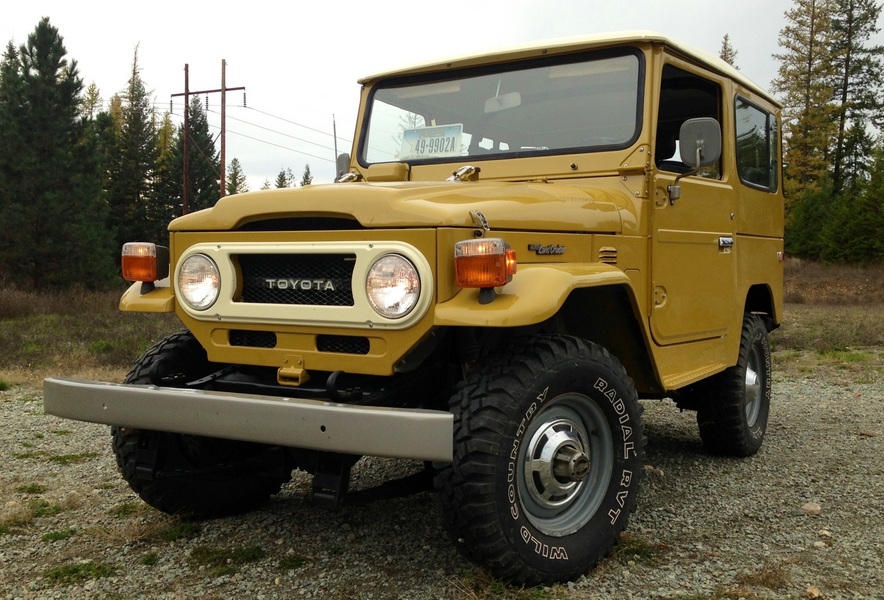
[
  {"x1": 435, "y1": 335, "x2": 644, "y2": 585},
  {"x1": 696, "y1": 313, "x2": 772, "y2": 456},
  {"x1": 112, "y1": 330, "x2": 292, "y2": 517}
]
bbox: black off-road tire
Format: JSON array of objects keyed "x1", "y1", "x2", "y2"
[
  {"x1": 434, "y1": 335, "x2": 645, "y2": 585},
  {"x1": 112, "y1": 330, "x2": 291, "y2": 517},
  {"x1": 696, "y1": 313, "x2": 772, "y2": 457}
]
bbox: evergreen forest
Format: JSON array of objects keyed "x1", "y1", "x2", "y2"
[{"x1": 1, "y1": 4, "x2": 882, "y2": 291}]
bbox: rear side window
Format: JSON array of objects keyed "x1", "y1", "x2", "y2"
[{"x1": 735, "y1": 97, "x2": 779, "y2": 191}]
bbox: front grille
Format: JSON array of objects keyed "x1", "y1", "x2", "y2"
[
  {"x1": 238, "y1": 254, "x2": 355, "y2": 306},
  {"x1": 317, "y1": 335, "x2": 370, "y2": 355},
  {"x1": 230, "y1": 330, "x2": 277, "y2": 348}
]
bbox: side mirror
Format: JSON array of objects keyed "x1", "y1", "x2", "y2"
[
  {"x1": 335, "y1": 153, "x2": 351, "y2": 178},
  {"x1": 679, "y1": 117, "x2": 721, "y2": 168},
  {"x1": 668, "y1": 118, "x2": 722, "y2": 204}
]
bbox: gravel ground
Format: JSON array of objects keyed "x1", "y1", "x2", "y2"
[{"x1": 1, "y1": 351, "x2": 882, "y2": 600}]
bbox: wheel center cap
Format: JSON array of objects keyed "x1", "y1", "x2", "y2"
[{"x1": 553, "y1": 445, "x2": 591, "y2": 482}]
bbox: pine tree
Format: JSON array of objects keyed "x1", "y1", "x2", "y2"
[
  {"x1": 0, "y1": 42, "x2": 27, "y2": 281},
  {"x1": 275, "y1": 167, "x2": 295, "y2": 188},
  {"x1": 226, "y1": 157, "x2": 249, "y2": 195},
  {"x1": 772, "y1": 0, "x2": 884, "y2": 264},
  {"x1": 719, "y1": 34, "x2": 740, "y2": 68},
  {"x1": 108, "y1": 94, "x2": 123, "y2": 132},
  {"x1": 105, "y1": 46, "x2": 160, "y2": 259},
  {"x1": 822, "y1": 144, "x2": 884, "y2": 263},
  {"x1": 829, "y1": 0, "x2": 884, "y2": 193},
  {"x1": 837, "y1": 118, "x2": 877, "y2": 195},
  {"x1": 0, "y1": 19, "x2": 114, "y2": 288},
  {"x1": 147, "y1": 112, "x2": 180, "y2": 245},
  {"x1": 300, "y1": 164, "x2": 313, "y2": 187},
  {"x1": 180, "y1": 95, "x2": 220, "y2": 212},
  {"x1": 81, "y1": 82, "x2": 102, "y2": 119},
  {"x1": 771, "y1": 0, "x2": 839, "y2": 211},
  {"x1": 785, "y1": 177, "x2": 834, "y2": 260}
]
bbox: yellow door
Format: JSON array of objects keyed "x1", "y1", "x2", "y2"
[{"x1": 650, "y1": 174, "x2": 737, "y2": 345}]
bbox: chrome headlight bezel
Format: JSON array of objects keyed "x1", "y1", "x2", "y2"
[
  {"x1": 177, "y1": 253, "x2": 221, "y2": 311},
  {"x1": 365, "y1": 253, "x2": 421, "y2": 319}
]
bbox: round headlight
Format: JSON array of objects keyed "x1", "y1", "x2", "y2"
[
  {"x1": 366, "y1": 254, "x2": 420, "y2": 319},
  {"x1": 178, "y1": 254, "x2": 220, "y2": 311}
]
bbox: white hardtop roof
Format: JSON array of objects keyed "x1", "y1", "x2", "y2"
[{"x1": 359, "y1": 30, "x2": 779, "y2": 107}]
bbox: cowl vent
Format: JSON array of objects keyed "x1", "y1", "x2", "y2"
[{"x1": 598, "y1": 247, "x2": 618, "y2": 265}]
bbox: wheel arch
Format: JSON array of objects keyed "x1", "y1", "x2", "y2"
[
  {"x1": 744, "y1": 283, "x2": 780, "y2": 331},
  {"x1": 558, "y1": 284, "x2": 661, "y2": 396},
  {"x1": 434, "y1": 264, "x2": 662, "y2": 395}
]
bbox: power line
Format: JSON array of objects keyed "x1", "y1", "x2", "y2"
[
  {"x1": 165, "y1": 100, "x2": 352, "y2": 146},
  {"x1": 162, "y1": 103, "x2": 351, "y2": 159},
  {"x1": 206, "y1": 108, "x2": 339, "y2": 154},
  {"x1": 242, "y1": 105, "x2": 352, "y2": 144},
  {"x1": 208, "y1": 124, "x2": 335, "y2": 163}
]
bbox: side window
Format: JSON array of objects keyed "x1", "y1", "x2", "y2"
[
  {"x1": 656, "y1": 65, "x2": 722, "y2": 178},
  {"x1": 735, "y1": 97, "x2": 779, "y2": 191}
]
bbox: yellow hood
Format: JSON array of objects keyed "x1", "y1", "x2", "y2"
[{"x1": 169, "y1": 180, "x2": 632, "y2": 233}]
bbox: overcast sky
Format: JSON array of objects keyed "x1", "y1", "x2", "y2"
[{"x1": 3, "y1": 0, "x2": 856, "y2": 188}]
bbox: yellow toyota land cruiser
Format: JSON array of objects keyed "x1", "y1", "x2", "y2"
[{"x1": 44, "y1": 31, "x2": 784, "y2": 585}]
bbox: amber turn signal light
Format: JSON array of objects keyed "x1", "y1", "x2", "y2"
[
  {"x1": 454, "y1": 238, "x2": 516, "y2": 288},
  {"x1": 121, "y1": 242, "x2": 170, "y2": 283}
]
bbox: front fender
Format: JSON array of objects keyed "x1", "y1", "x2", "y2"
[{"x1": 433, "y1": 264, "x2": 633, "y2": 327}]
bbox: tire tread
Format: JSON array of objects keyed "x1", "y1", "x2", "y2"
[{"x1": 435, "y1": 335, "x2": 645, "y2": 584}]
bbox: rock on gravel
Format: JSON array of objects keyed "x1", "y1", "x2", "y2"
[{"x1": 1, "y1": 352, "x2": 882, "y2": 599}]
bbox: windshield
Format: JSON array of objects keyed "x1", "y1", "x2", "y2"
[{"x1": 362, "y1": 50, "x2": 642, "y2": 165}]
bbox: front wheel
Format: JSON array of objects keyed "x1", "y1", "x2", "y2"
[
  {"x1": 112, "y1": 330, "x2": 292, "y2": 517},
  {"x1": 696, "y1": 313, "x2": 772, "y2": 456},
  {"x1": 435, "y1": 335, "x2": 644, "y2": 585}
]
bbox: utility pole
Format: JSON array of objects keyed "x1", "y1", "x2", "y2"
[
  {"x1": 172, "y1": 60, "x2": 245, "y2": 212},
  {"x1": 221, "y1": 60, "x2": 227, "y2": 198},
  {"x1": 183, "y1": 65, "x2": 189, "y2": 214}
]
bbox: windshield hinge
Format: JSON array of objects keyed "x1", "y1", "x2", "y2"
[
  {"x1": 447, "y1": 165, "x2": 481, "y2": 182},
  {"x1": 336, "y1": 171, "x2": 363, "y2": 183}
]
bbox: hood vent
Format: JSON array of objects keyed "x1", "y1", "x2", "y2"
[{"x1": 239, "y1": 217, "x2": 364, "y2": 232}]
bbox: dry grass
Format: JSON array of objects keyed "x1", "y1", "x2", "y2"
[
  {"x1": 0, "y1": 281, "x2": 180, "y2": 386},
  {"x1": 771, "y1": 262, "x2": 884, "y2": 378},
  {"x1": 0, "y1": 491, "x2": 83, "y2": 533},
  {"x1": 784, "y1": 258, "x2": 884, "y2": 304},
  {"x1": 89, "y1": 513, "x2": 202, "y2": 545},
  {"x1": 771, "y1": 304, "x2": 884, "y2": 351},
  {"x1": 445, "y1": 569, "x2": 561, "y2": 600},
  {"x1": 735, "y1": 561, "x2": 793, "y2": 590}
]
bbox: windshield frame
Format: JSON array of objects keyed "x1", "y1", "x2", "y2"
[{"x1": 358, "y1": 46, "x2": 646, "y2": 168}]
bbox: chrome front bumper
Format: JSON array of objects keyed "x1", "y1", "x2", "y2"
[{"x1": 43, "y1": 377, "x2": 453, "y2": 462}]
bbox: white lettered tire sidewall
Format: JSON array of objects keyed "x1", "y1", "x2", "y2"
[
  {"x1": 498, "y1": 353, "x2": 643, "y2": 577},
  {"x1": 437, "y1": 335, "x2": 645, "y2": 584},
  {"x1": 736, "y1": 315, "x2": 772, "y2": 452}
]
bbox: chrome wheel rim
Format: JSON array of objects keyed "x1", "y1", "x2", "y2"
[
  {"x1": 518, "y1": 394, "x2": 613, "y2": 537},
  {"x1": 744, "y1": 345, "x2": 763, "y2": 427}
]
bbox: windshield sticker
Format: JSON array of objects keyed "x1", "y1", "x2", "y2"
[{"x1": 400, "y1": 125, "x2": 463, "y2": 160}]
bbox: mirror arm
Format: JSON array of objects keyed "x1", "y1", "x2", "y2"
[
  {"x1": 667, "y1": 167, "x2": 698, "y2": 205},
  {"x1": 667, "y1": 138, "x2": 707, "y2": 205}
]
